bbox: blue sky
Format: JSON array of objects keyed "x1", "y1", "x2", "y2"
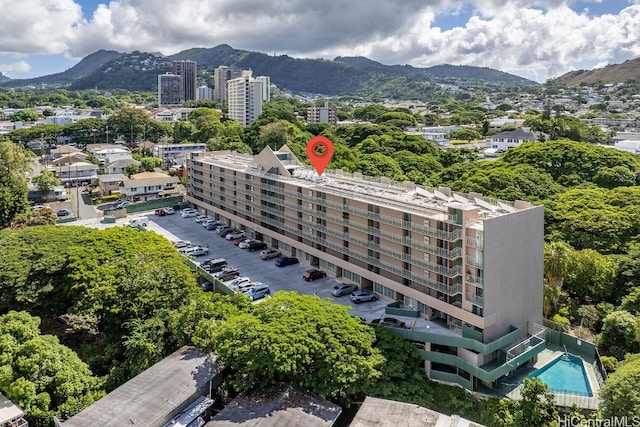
[{"x1": 1, "y1": 0, "x2": 639, "y2": 83}]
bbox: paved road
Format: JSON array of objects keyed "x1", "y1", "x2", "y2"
[{"x1": 72, "y1": 186, "x2": 99, "y2": 220}]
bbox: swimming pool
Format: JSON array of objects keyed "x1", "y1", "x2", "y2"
[{"x1": 527, "y1": 353, "x2": 593, "y2": 397}]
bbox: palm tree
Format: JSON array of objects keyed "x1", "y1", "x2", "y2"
[
  {"x1": 544, "y1": 241, "x2": 572, "y2": 290},
  {"x1": 543, "y1": 241, "x2": 572, "y2": 315}
]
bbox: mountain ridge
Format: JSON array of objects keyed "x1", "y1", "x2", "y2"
[
  {"x1": 552, "y1": 57, "x2": 640, "y2": 85},
  {"x1": 1, "y1": 44, "x2": 537, "y2": 97}
]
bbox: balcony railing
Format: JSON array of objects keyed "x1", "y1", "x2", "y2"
[{"x1": 465, "y1": 291, "x2": 484, "y2": 306}]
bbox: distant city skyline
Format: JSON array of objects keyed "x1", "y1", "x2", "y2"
[{"x1": 1, "y1": 0, "x2": 639, "y2": 83}]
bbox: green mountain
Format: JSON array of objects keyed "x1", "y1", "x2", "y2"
[
  {"x1": 1, "y1": 44, "x2": 537, "y2": 97},
  {"x1": 0, "y1": 50, "x2": 122, "y2": 88},
  {"x1": 552, "y1": 57, "x2": 640, "y2": 86}
]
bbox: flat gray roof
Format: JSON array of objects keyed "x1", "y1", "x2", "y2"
[
  {"x1": 62, "y1": 346, "x2": 224, "y2": 427},
  {"x1": 350, "y1": 397, "x2": 486, "y2": 427},
  {"x1": 205, "y1": 384, "x2": 341, "y2": 427}
]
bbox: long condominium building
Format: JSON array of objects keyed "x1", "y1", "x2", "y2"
[{"x1": 186, "y1": 146, "x2": 546, "y2": 392}]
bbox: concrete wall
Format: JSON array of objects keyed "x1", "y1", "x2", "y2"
[{"x1": 482, "y1": 205, "x2": 544, "y2": 341}]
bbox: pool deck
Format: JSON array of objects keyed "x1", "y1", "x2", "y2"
[{"x1": 505, "y1": 347, "x2": 602, "y2": 410}]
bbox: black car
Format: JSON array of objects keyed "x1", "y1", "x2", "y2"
[
  {"x1": 247, "y1": 241, "x2": 268, "y2": 252},
  {"x1": 303, "y1": 269, "x2": 327, "y2": 281},
  {"x1": 219, "y1": 228, "x2": 236, "y2": 238},
  {"x1": 56, "y1": 208, "x2": 71, "y2": 217}
]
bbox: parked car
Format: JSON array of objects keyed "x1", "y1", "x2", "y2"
[
  {"x1": 113, "y1": 200, "x2": 130, "y2": 209},
  {"x1": 181, "y1": 209, "x2": 198, "y2": 218},
  {"x1": 215, "y1": 224, "x2": 228, "y2": 232},
  {"x1": 202, "y1": 219, "x2": 219, "y2": 228},
  {"x1": 200, "y1": 258, "x2": 227, "y2": 273},
  {"x1": 179, "y1": 245, "x2": 209, "y2": 256},
  {"x1": 225, "y1": 230, "x2": 246, "y2": 240},
  {"x1": 155, "y1": 208, "x2": 166, "y2": 216},
  {"x1": 350, "y1": 290, "x2": 378, "y2": 304},
  {"x1": 164, "y1": 207, "x2": 175, "y2": 215},
  {"x1": 370, "y1": 317, "x2": 406, "y2": 328},
  {"x1": 233, "y1": 236, "x2": 248, "y2": 245},
  {"x1": 227, "y1": 277, "x2": 251, "y2": 290},
  {"x1": 200, "y1": 281, "x2": 213, "y2": 292},
  {"x1": 213, "y1": 267, "x2": 240, "y2": 282},
  {"x1": 56, "y1": 208, "x2": 71, "y2": 217},
  {"x1": 247, "y1": 241, "x2": 268, "y2": 252},
  {"x1": 123, "y1": 216, "x2": 149, "y2": 227},
  {"x1": 206, "y1": 221, "x2": 223, "y2": 230},
  {"x1": 237, "y1": 281, "x2": 260, "y2": 292},
  {"x1": 195, "y1": 215, "x2": 211, "y2": 224},
  {"x1": 259, "y1": 248, "x2": 281, "y2": 260},
  {"x1": 331, "y1": 283, "x2": 358, "y2": 297},
  {"x1": 243, "y1": 284, "x2": 271, "y2": 301},
  {"x1": 303, "y1": 269, "x2": 326, "y2": 281},
  {"x1": 274, "y1": 256, "x2": 299, "y2": 267},
  {"x1": 172, "y1": 240, "x2": 191, "y2": 248},
  {"x1": 219, "y1": 228, "x2": 236, "y2": 238},
  {"x1": 238, "y1": 239, "x2": 256, "y2": 249}
]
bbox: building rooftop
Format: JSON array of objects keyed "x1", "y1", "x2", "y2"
[
  {"x1": 61, "y1": 346, "x2": 225, "y2": 427},
  {"x1": 350, "y1": 397, "x2": 485, "y2": 427},
  {"x1": 205, "y1": 384, "x2": 341, "y2": 427},
  {"x1": 192, "y1": 149, "x2": 532, "y2": 224}
]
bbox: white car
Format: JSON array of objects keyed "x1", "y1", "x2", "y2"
[
  {"x1": 238, "y1": 239, "x2": 256, "y2": 249},
  {"x1": 227, "y1": 277, "x2": 251, "y2": 289},
  {"x1": 164, "y1": 207, "x2": 175, "y2": 215},
  {"x1": 181, "y1": 209, "x2": 198, "y2": 218},
  {"x1": 225, "y1": 230, "x2": 245, "y2": 240},
  {"x1": 178, "y1": 245, "x2": 209, "y2": 256}
]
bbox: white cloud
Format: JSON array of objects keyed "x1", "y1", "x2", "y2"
[
  {"x1": 0, "y1": 0, "x2": 82, "y2": 56},
  {"x1": 1, "y1": 0, "x2": 639, "y2": 82},
  {"x1": 0, "y1": 60, "x2": 31, "y2": 74}
]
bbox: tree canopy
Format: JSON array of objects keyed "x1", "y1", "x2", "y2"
[
  {"x1": 194, "y1": 292, "x2": 384, "y2": 405},
  {"x1": 0, "y1": 311, "x2": 105, "y2": 425},
  {"x1": 0, "y1": 140, "x2": 33, "y2": 228}
]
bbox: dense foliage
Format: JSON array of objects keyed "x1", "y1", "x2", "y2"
[
  {"x1": 194, "y1": 292, "x2": 384, "y2": 406},
  {"x1": 0, "y1": 140, "x2": 32, "y2": 228},
  {"x1": 0, "y1": 226, "x2": 201, "y2": 384},
  {"x1": 0, "y1": 311, "x2": 105, "y2": 426}
]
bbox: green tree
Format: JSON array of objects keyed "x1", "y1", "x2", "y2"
[
  {"x1": 194, "y1": 292, "x2": 384, "y2": 405},
  {"x1": 597, "y1": 310, "x2": 640, "y2": 360},
  {"x1": 173, "y1": 121, "x2": 196, "y2": 142},
  {"x1": 0, "y1": 140, "x2": 33, "y2": 228},
  {"x1": 31, "y1": 169, "x2": 61, "y2": 201},
  {"x1": 0, "y1": 311, "x2": 105, "y2": 425},
  {"x1": 61, "y1": 118, "x2": 107, "y2": 146},
  {"x1": 11, "y1": 109, "x2": 39, "y2": 122},
  {"x1": 106, "y1": 107, "x2": 152, "y2": 148},
  {"x1": 494, "y1": 378, "x2": 558, "y2": 427},
  {"x1": 125, "y1": 163, "x2": 140, "y2": 176},
  {"x1": 564, "y1": 249, "x2": 618, "y2": 302},
  {"x1": 600, "y1": 353, "x2": 640, "y2": 418}
]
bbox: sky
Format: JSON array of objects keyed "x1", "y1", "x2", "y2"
[{"x1": 1, "y1": 0, "x2": 640, "y2": 83}]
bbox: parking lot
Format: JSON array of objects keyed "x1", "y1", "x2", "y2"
[{"x1": 141, "y1": 211, "x2": 388, "y2": 321}]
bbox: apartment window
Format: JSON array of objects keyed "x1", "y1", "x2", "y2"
[
  {"x1": 342, "y1": 270, "x2": 361, "y2": 284},
  {"x1": 342, "y1": 212, "x2": 349, "y2": 220},
  {"x1": 404, "y1": 296, "x2": 418, "y2": 310}
]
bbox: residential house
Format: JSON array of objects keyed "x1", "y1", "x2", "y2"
[
  {"x1": 489, "y1": 128, "x2": 539, "y2": 151},
  {"x1": 120, "y1": 171, "x2": 180, "y2": 202},
  {"x1": 48, "y1": 161, "x2": 99, "y2": 186},
  {"x1": 98, "y1": 174, "x2": 127, "y2": 197},
  {"x1": 49, "y1": 144, "x2": 82, "y2": 160},
  {"x1": 105, "y1": 158, "x2": 141, "y2": 175},
  {"x1": 93, "y1": 147, "x2": 131, "y2": 166}
]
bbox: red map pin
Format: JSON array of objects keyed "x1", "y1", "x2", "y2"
[{"x1": 306, "y1": 136, "x2": 334, "y2": 176}]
